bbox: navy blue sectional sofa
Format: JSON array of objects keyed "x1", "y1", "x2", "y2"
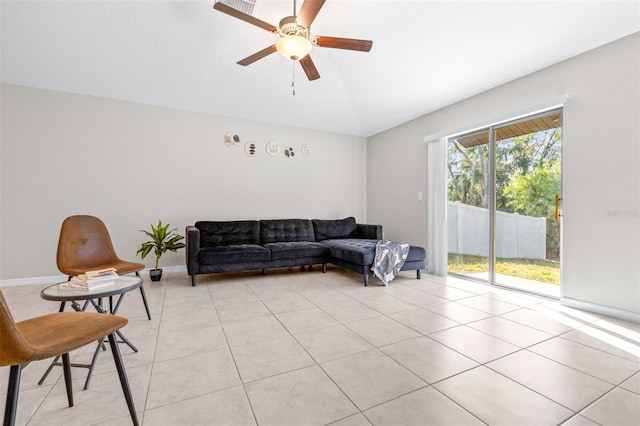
[{"x1": 186, "y1": 217, "x2": 426, "y2": 286}]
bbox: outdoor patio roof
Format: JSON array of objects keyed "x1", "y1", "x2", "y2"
[{"x1": 455, "y1": 110, "x2": 562, "y2": 148}]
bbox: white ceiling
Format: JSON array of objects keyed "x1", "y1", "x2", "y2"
[{"x1": 2, "y1": 1, "x2": 639, "y2": 137}]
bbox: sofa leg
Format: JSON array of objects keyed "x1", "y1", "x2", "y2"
[
  {"x1": 363, "y1": 274, "x2": 368, "y2": 286},
  {"x1": 416, "y1": 269, "x2": 421, "y2": 279},
  {"x1": 191, "y1": 275, "x2": 196, "y2": 287},
  {"x1": 262, "y1": 269, "x2": 267, "y2": 275},
  {"x1": 322, "y1": 264, "x2": 326, "y2": 273}
]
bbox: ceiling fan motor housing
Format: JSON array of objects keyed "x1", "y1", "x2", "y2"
[{"x1": 278, "y1": 16, "x2": 309, "y2": 38}]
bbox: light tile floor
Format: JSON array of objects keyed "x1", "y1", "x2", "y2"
[{"x1": 1, "y1": 267, "x2": 639, "y2": 426}]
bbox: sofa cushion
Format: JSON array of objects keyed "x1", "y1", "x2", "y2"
[
  {"x1": 198, "y1": 244, "x2": 270, "y2": 264},
  {"x1": 196, "y1": 221, "x2": 260, "y2": 246},
  {"x1": 260, "y1": 219, "x2": 315, "y2": 243},
  {"x1": 321, "y1": 238, "x2": 378, "y2": 265},
  {"x1": 312, "y1": 217, "x2": 357, "y2": 241},
  {"x1": 262, "y1": 241, "x2": 330, "y2": 260}
]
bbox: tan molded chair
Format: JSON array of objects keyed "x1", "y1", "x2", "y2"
[
  {"x1": 0, "y1": 290, "x2": 139, "y2": 426},
  {"x1": 56, "y1": 215, "x2": 151, "y2": 320}
]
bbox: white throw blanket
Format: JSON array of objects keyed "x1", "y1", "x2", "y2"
[{"x1": 371, "y1": 240, "x2": 409, "y2": 285}]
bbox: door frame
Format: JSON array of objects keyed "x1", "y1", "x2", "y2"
[{"x1": 442, "y1": 106, "x2": 564, "y2": 298}]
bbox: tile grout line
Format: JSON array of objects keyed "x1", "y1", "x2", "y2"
[{"x1": 207, "y1": 278, "x2": 261, "y2": 426}]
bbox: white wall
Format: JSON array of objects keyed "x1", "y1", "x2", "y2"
[
  {"x1": 0, "y1": 85, "x2": 367, "y2": 280},
  {"x1": 368, "y1": 33, "x2": 640, "y2": 315}
]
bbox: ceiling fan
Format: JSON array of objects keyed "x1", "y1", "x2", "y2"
[{"x1": 213, "y1": 0, "x2": 373, "y2": 81}]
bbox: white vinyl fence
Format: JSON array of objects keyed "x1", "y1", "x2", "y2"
[{"x1": 448, "y1": 202, "x2": 546, "y2": 260}]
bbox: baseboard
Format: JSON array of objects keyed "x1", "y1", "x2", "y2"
[
  {"x1": 0, "y1": 274, "x2": 67, "y2": 288},
  {"x1": 560, "y1": 297, "x2": 640, "y2": 324},
  {"x1": 0, "y1": 265, "x2": 188, "y2": 288}
]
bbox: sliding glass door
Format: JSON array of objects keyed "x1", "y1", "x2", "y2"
[{"x1": 447, "y1": 109, "x2": 562, "y2": 297}]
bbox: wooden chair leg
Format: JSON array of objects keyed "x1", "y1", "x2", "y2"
[
  {"x1": 135, "y1": 272, "x2": 151, "y2": 320},
  {"x1": 61, "y1": 353, "x2": 73, "y2": 407},
  {"x1": 3, "y1": 365, "x2": 22, "y2": 426},
  {"x1": 107, "y1": 333, "x2": 139, "y2": 426}
]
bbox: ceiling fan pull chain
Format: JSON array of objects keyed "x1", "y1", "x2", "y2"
[{"x1": 292, "y1": 61, "x2": 296, "y2": 96}]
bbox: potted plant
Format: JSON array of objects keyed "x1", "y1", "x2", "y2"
[{"x1": 136, "y1": 220, "x2": 186, "y2": 281}]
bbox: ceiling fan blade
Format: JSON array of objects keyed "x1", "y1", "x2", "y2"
[
  {"x1": 299, "y1": 55, "x2": 320, "y2": 81},
  {"x1": 237, "y1": 45, "x2": 277, "y2": 66},
  {"x1": 315, "y1": 36, "x2": 373, "y2": 52},
  {"x1": 296, "y1": 0, "x2": 326, "y2": 28},
  {"x1": 213, "y1": 2, "x2": 277, "y2": 32}
]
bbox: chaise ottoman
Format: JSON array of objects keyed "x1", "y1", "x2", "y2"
[{"x1": 321, "y1": 238, "x2": 426, "y2": 286}]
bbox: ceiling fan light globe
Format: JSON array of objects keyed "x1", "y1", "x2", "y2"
[{"x1": 276, "y1": 35, "x2": 312, "y2": 61}]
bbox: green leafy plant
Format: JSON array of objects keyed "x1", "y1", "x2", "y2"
[{"x1": 136, "y1": 220, "x2": 186, "y2": 270}]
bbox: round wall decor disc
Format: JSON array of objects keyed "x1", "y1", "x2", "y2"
[
  {"x1": 284, "y1": 147, "x2": 295, "y2": 158},
  {"x1": 224, "y1": 132, "x2": 240, "y2": 148},
  {"x1": 266, "y1": 141, "x2": 280, "y2": 156},
  {"x1": 244, "y1": 141, "x2": 259, "y2": 157}
]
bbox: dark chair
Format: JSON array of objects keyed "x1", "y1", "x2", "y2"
[
  {"x1": 56, "y1": 215, "x2": 151, "y2": 320},
  {"x1": 0, "y1": 289, "x2": 138, "y2": 426}
]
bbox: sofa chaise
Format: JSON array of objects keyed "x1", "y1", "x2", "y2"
[{"x1": 186, "y1": 217, "x2": 426, "y2": 286}]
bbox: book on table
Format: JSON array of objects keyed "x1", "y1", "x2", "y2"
[
  {"x1": 63, "y1": 279, "x2": 116, "y2": 290},
  {"x1": 64, "y1": 268, "x2": 119, "y2": 290},
  {"x1": 85, "y1": 267, "x2": 118, "y2": 280}
]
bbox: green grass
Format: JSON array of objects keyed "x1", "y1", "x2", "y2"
[{"x1": 448, "y1": 253, "x2": 560, "y2": 285}]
